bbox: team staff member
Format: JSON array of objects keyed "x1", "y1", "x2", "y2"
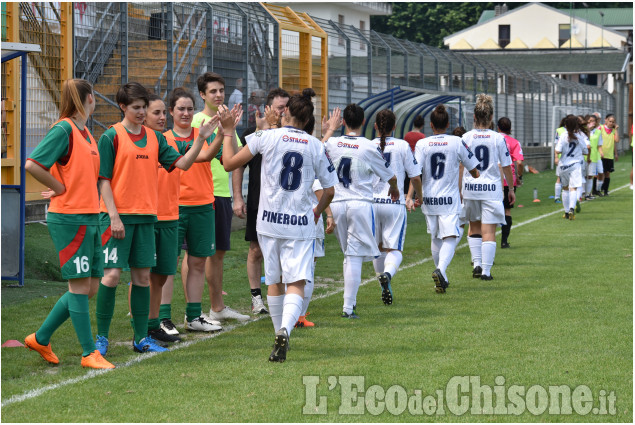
[
  {"x1": 190, "y1": 72, "x2": 249, "y2": 323},
  {"x1": 95, "y1": 82, "x2": 216, "y2": 355},
  {"x1": 599, "y1": 114, "x2": 619, "y2": 196},
  {"x1": 371, "y1": 110, "x2": 422, "y2": 304},
  {"x1": 462, "y1": 94, "x2": 515, "y2": 281},
  {"x1": 24, "y1": 79, "x2": 114, "y2": 369},
  {"x1": 497, "y1": 117, "x2": 524, "y2": 249},
  {"x1": 220, "y1": 89, "x2": 337, "y2": 362}
]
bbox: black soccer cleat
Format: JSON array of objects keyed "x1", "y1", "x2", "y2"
[
  {"x1": 148, "y1": 327, "x2": 181, "y2": 344},
  {"x1": 432, "y1": 268, "x2": 449, "y2": 293},
  {"x1": 378, "y1": 273, "x2": 393, "y2": 305},
  {"x1": 501, "y1": 242, "x2": 510, "y2": 249},
  {"x1": 481, "y1": 274, "x2": 494, "y2": 281},
  {"x1": 568, "y1": 208, "x2": 575, "y2": 220},
  {"x1": 472, "y1": 265, "x2": 483, "y2": 278},
  {"x1": 268, "y1": 327, "x2": 289, "y2": 363}
]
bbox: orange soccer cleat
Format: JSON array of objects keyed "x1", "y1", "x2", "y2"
[
  {"x1": 25, "y1": 333, "x2": 59, "y2": 364},
  {"x1": 81, "y1": 350, "x2": 115, "y2": 369},
  {"x1": 294, "y1": 315, "x2": 315, "y2": 328}
]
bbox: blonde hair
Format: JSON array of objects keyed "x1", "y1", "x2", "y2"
[
  {"x1": 59, "y1": 79, "x2": 93, "y2": 122},
  {"x1": 474, "y1": 93, "x2": 494, "y2": 128}
]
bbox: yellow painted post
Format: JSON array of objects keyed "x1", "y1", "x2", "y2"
[
  {"x1": 59, "y1": 2, "x2": 73, "y2": 82},
  {"x1": 2, "y1": 2, "x2": 19, "y2": 185},
  {"x1": 321, "y1": 36, "x2": 328, "y2": 118},
  {"x1": 299, "y1": 32, "x2": 311, "y2": 90}
]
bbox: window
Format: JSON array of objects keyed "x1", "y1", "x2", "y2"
[
  {"x1": 498, "y1": 25, "x2": 510, "y2": 48},
  {"x1": 359, "y1": 20, "x2": 366, "y2": 49},
  {"x1": 579, "y1": 74, "x2": 598, "y2": 86},
  {"x1": 338, "y1": 14, "x2": 345, "y2": 46},
  {"x1": 559, "y1": 24, "x2": 571, "y2": 47}
]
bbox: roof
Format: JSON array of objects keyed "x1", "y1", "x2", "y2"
[
  {"x1": 478, "y1": 6, "x2": 632, "y2": 27},
  {"x1": 464, "y1": 51, "x2": 629, "y2": 74}
]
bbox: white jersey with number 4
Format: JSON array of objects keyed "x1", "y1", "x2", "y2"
[
  {"x1": 461, "y1": 129, "x2": 512, "y2": 201},
  {"x1": 325, "y1": 135, "x2": 394, "y2": 203},
  {"x1": 415, "y1": 134, "x2": 479, "y2": 215},
  {"x1": 246, "y1": 127, "x2": 337, "y2": 240},
  {"x1": 371, "y1": 137, "x2": 420, "y2": 204}
]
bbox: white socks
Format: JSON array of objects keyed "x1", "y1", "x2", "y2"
[
  {"x1": 562, "y1": 190, "x2": 570, "y2": 212},
  {"x1": 586, "y1": 179, "x2": 593, "y2": 195},
  {"x1": 372, "y1": 251, "x2": 386, "y2": 275},
  {"x1": 468, "y1": 236, "x2": 482, "y2": 268},
  {"x1": 384, "y1": 251, "x2": 402, "y2": 278},
  {"x1": 280, "y1": 293, "x2": 303, "y2": 337},
  {"x1": 481, "y1": 241, "x2": 496, "y2": 276},
  {"x1": 437, "y1": 236, "x2": 459, "y2": 280},
  {"x1": 430, "y1": 237, "x2": 442, "y2": 268},
  {"x1": 267, "y1": 294, "x2": 285, "y2": 332},
  {"x1": 555, "y1": 182, "x2": 562, "y2": 199},
  {"x1": 576, "y1": 186, "x2": 583, "y2": 201},
  {"x1": 301, "y1": 262, "x2": 316, "y2": 316},
  {"x1": 343, "y1": 256, "x2": 363, "y2": 314},
  {"x1": 596, "y1": 179, "x2": 603, "y2": 192},
  {"x1": 569, "y1": 189, "x2": 578, "y2": 211}
]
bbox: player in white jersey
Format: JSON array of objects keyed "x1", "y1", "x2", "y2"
[
  {"x1": 555, "y1": 115, "x2": 590, "y2": 220},
  {"x1": 461, "y1": 94, "x2": 515, "y2": 281},
  {"x1": 325, "y1": 103, "x2": 399, "y2": 319},
  {"x1": 408, "y1": 104, "x2": 479, "y2": 292},
  {"x1": 371, "y1": 109, "x2": 422, "y2": 305},
  {"x1": 220, "y1": 89, "x2": 337, "y2": 362}
]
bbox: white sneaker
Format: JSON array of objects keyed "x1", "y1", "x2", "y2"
[
  {"x1": 251, "y1": 295, "x2": 269, "y2": 315},
  {"x1": 185, "y1": 315, "x2": 223, "y2": 332},
  {"x1": 208, "y1": 306, "x2": 250, "y2": 322},
  {"x1": 160, "y1": 318, "x2": 180, "y2": 336}
]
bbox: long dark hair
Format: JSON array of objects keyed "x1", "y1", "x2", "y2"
[
  {"x1": 375, "y1": 109, "x2": 396, "y2": 152},
  {"x1": 565, "y1": 115, "x2": 578, "y2": 141},
  {"x1": 287, "y1": 88, "x2": 315, "y2": 128}
]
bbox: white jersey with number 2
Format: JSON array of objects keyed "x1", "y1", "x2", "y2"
[{"x1": 246, "y1": 126, "x2": 337, "y2": 240}]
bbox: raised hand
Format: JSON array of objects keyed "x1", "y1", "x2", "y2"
[
  {"x1": 198, "y1": 115, "x2": 220, "y2": 140},
  {"x1": 217, "y1": 105, "x2": 235, "y2": 131}
]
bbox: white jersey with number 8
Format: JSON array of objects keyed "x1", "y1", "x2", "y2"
[{"x1": 246, "y1": 127, "x2": 337, "y2": 240}]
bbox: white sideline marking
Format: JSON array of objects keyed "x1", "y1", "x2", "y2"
[{"x1": 2, "y1": 184, "x2": 629, "y2": 408}]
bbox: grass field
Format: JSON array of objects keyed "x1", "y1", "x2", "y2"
[{"x1": 2, "y1": 156, "x2": 632, "y2": 422}]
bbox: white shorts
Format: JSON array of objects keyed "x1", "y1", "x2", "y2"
[
  {"x1": 559, "y1": 163, "x2": 583, "y2": 188},
  {"x1": 588, "y1": 160, "x2": 604, "y2": 177},
  {"x1": 257, "y1": 234, "x2": 313, "y2": 285},
  {"x1": 556, "y1": 164, "x2": 561, "y2": 177},
  {"x1": 373, "y1": 203, "x2": 407, "y2": 251},
  {"x1": 330, "y1": 200, "x2": 379, "y2": 261},
  {"x1": 458, "y1": 202, "x2": 468, "y2": 227},
  {"x1": 462, "y1": 198, "x2": 505, "y2": 225},
  {"x1": 425, "y1": 213, "x2": 460, "y2": 239},
  {"x1": 313, "y1": 238, "x2": 325, "y2": 258},
  {"x1": 579, "y1": 161, "x2": 587, "y2": 181}
]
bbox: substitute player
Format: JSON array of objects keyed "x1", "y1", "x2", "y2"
[
  {"x1": 497, "y1": 117, "x2": 524, "y2": 249},
  {"x1": 407, "y1": 104, "x2": 479, "y2": 292},
  {"x1": 24, "y1": 79, "x2": 114, "y2": 369},
  {"x1": 95, "y1": 82, "x2": 216, "y2": 355},
  {"x1": 599, "y1": 114, "x2": 619, "y2": 196},
  {"x1": 325, "y1": 104, "x2": 399, "y2": 318},
  {"x1": 371, "y1": 109, "x2": 422, "y2": 304},
  {"x1": 220, "y1": 89, "x2": 337, "y2": 362},
  {"x1": 462, "y1": 94, "x2": 515, "y2": 281}
]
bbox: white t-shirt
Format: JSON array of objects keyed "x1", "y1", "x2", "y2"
[
  {"x1": 556, "y1": 131, "x2": 590, "y2": 168},
  {"x1": 246, "y1": 127, "x2": 337, "y2": 240},
  {"x1": 415, "y1": 134, "x2": 479, "y2": 215},
  {"x1": 325, "y1": 135, "x2": 394, "y2": 203},
  {"x1": 371, "y1": 136, "x2": 420, "y2": 204},
  {"x1": 461, "y1": 129, "x2": 512, "y2": 201},
  {"x1": 227, "y1": 88, "x2": 243, "y2": 109}
]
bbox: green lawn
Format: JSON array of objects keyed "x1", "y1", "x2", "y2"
[{"x1": 2, "y1": 155, "x2": 632, "y2": 422}]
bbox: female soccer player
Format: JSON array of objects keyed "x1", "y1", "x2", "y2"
[
  {"x1": 407, "y1": 104, "x2": 479, "y2": 292},
  {"x1": 585, "y1": 114, "x2": 604, "y2": 199},
  {"x1": 555, "y1": 115, "x2": 590, "y2": 220},
  {"x1": 497, "y1": 117, "x2": 524, "y2": 248},
  {"x1": 371, "y1": 109, "x2": 422, "y2": 304},
  {"x1": 24, "y1": 79, "x2": 113, "y2": 369},
  {"x1": 325, "y1": 104, "x2": 399, "y2": 318},
  {"x1": 220, "y1": 89, "x2": 337, "y2": 362},
  {"x1": 462, "y1": 94, "x2": 515, "y2": 281},
  {"x1": 95, "y1": 82, "x2": 216, "y2": 355}
]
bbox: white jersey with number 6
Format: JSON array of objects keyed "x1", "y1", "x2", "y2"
[
  {"x1": 371, "y1": 137, "x2": 420, "y2": 204},
  {"x1": 325, "y1": 135, "x2": 394, "y2": 203},
  {"x1": 246, "y1": 127, "x2": 337, "y2": 240},
  {"x1": 415, "y1": 134, "x2": 479, "y2": 215},
  {"x1": 461, "y1": 129, "x2": 512, "y2": 201}
]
